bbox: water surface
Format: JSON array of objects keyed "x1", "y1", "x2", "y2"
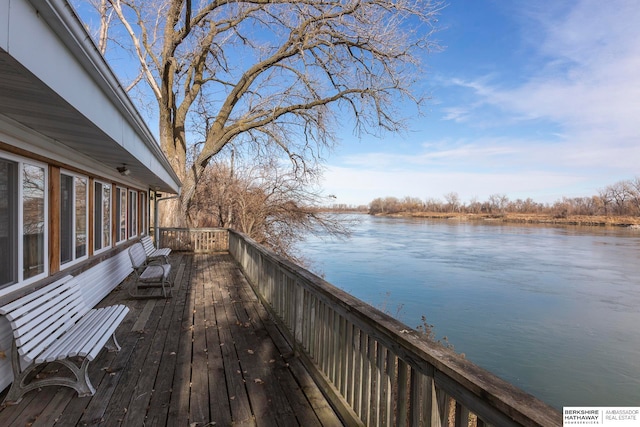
[{"x1": 297, "y1": 214, "x2": 640, "y2": 409}]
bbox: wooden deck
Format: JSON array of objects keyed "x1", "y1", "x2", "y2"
[{"x1": 0, "y1": 253, "x2": 342, "y2": 427}]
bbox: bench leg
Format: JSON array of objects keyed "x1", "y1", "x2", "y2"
[
  {"x1": 105, "y1": 332, "x2": 122, "y2": 353},
  {"x1": 129, "y1": 274, "x2": 173, "y2": 299},
  {"x1": 162, "y1": 273, "x2": 174, "y2": 298},
  {"x1": 2, "y1": 340, "x2": 95, "y2": 405}
]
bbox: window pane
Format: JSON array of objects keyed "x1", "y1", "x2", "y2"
[
  {"x1": 103, "y1": 186, "x2": 111, "y2": 247},
  {"x1": 128, "y1": 191, "x2": 137, "y2": 237},
  {"x1": 0, "y1": 160, "x2": 17, "y2": 286},
  {"x1": 75, "y1": 177, "x2": 87, "y2": 258},
  {"x1": 23, "y1": 164, "x2": 45, "y2": 279},
  {"x1": 119, "y1": 188, "x2": 127, "y2": 241},
  {"x1": 140, "y1": 192, "x2": 147, "y2": 235},
  {"x1": 60, "y1": 174, "x2": 73, "y2": 263},
  {"x1": 94, "y1": 182, "x2": 102, "y2": 251}
]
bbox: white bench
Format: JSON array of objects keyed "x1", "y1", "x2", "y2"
[
  {"x1": 141, "y1": 235, "x2": 171, "y2": 263},
  {"x1": 128, "y1": 242, "x2": 173, "y2": 298},
  {"x1": 0, "y1": 275, "x2": 129, "y2": 405}
]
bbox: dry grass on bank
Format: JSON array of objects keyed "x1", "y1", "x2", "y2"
[{"x1": 382, "y1": 212, "x2": 640, "y2": 227}]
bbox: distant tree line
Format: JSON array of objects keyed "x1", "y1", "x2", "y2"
[{"x1": 368, "y1": 178, "x2": 640, "y2": 218}]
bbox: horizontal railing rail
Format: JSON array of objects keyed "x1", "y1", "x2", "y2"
[
  {"x1": 227, "y1": 229, "x2": 562, "y2": 427},
  {"x1": 157, "y1": 227, "x2": 229, "y2": 253}
]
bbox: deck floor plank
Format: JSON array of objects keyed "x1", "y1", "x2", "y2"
[
  {"x1": 234, "y1": 281, "x2": 308, "y2": 427},
  {"x1": 202, "y1": 255, "x2": 233, "y2": 426},
  {"x1": 190, "y1": 254, "x2": 212, "y2": 425},
  {"x1": 214, "y1": 257, "x2": 258, "y2": 426},
  {"x1": 166, "y1": 256, "x2": 196, "y2": 427},
  {"x1": 143, "y1": 256, "x2": 191, "y2": 427},
  {"x1": 0, "y1": 253, "x2": 342, "y2": 427}
]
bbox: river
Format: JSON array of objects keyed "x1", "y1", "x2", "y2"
[{"x1": 295, "y1": 214, "x2": 640, "y2": 409}]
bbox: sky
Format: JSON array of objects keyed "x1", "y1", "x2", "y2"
[{"x1": 319, "y1": 0, "x2": 640, "y2": 206}]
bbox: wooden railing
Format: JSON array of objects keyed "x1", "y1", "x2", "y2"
[
  {"x1": 227, "y1": 230, "x2": 562, "y2": 427},
  {"x1": 157, "y1": 227, "x2": 228, "y2": 253},
  {"x1": 155, "y1": 228, "x2": 561, "y2": 426}
]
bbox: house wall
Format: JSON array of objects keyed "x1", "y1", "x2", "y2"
[{"x1": 0, "y1": 119, "x2": 150, "y2": 392}]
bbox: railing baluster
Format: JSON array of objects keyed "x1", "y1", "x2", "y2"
[
  {"x1": 396, "y1": 358, "x2": 408, "y2": 427},
  {"x1": 383, "y1": 349, "x2": 394, "y2": 427},
  {"x1": 373, "y1": 342, "x2": 384, "y2": 426},
  {"x1": 455, "y1": 401, "x2": 470, "y2": 427},
  {"x1": 367, "y1": 335, "x2": 376, "y2": 426},
  {"x1": 353, "y1": 326, "x2": 363, "y2": 418},
  {"x1": 409, "y1": 367, "x2": 421, "y2": 426},
  {"x1": 345, "y1": 321, "x2": 355, "y2": 406},
  {"x1": 360, "y1": 331, "x2": 370, "y2": 423}
]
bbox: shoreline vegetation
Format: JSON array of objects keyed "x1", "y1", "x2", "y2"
[
  {"x1": 373, "y1": 211, "x2": 640, "y2": 228},
  {"x1": 326, "y1": 178, "x2": 640, "y2": 229}
]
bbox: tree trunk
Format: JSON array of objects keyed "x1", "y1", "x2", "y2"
[{"x1": 158, "y1": 106, "x2": 189, "y2": 227}]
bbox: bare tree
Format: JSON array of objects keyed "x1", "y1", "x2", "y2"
[
  {"x1": 488, "y1": 193, "x2": 509, "y2": 215},
  {"x1": 191, "y1": 152, "x2": 352, "y2": 262},
  {"x1": 78, "y1": 0, "x2": 441, "y2": 226},
  {"x1": 443, "y1": 191, "x2": 459, "y2": 213},
  {"x1": 628, "y1": 177, "x2": 640, "y2": 215}
]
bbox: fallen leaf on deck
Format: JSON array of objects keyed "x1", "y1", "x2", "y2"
[
  {"x1": 254, "y1": 378, "x2": 264, "y2": 384},
  {"x1": 247, "y1": 349, "x2": 254, "y2": 354},
  {"x1": 0, "y1": 351, "x2": 6, "y2": 359},
  {"x1": 269, "y1": 359, "x2": 276, "y2": 363}
]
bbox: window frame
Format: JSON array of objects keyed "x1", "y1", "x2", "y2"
[
  {"x1": 128, "y1": 189, "x2": 138, "y2": 239},
  {"x1": 0, "y1": 151, "x2": 48, "y2": 290},
  {"x1": 59, "y1": 170, "x2": 89, "y2": 269},
  {"x1": 93, "y1": 180, "x2": 112, "y2": 254},
  {"x1": 115, "y1": 186, "x2": 128, "y2": 244},
  {"x1": 139, "y1": 191, "x2": 147, "y2": 236}
]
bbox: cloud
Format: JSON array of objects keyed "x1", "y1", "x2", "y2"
[{"x1": 450, "y1": 0, "x2": 640, "y2": 145}]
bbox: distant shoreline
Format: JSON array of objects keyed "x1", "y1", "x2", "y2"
[{"x1": 372, "y1": 212, "x2": 640, "y2": 228}]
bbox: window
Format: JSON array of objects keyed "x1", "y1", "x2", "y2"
[
  {"x1": 60, "y1": 172, "x2": 88, "y2": 266},
  {"x1": 94, "y1": 181, "x2": 111, "y2": 252},
  {"x1": 0, "y1": 159, "x2": 17, "y2": 287},
  {"x1": 140, "y1": 191, "x2": 147, "y2": 236},
  {"x1": 128, "y1": 190, "x2": 138, "y2": 238},
  {"x1": 0, "y1": 153, "x2": 47, "y2": 288},
  {"x1": 116, "y1": 187, "x2": 127, "y2": 243}
]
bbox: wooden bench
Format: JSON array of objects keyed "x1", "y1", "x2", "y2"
[
  {"x1": 0, "y1": 275, "x2": 129, "y2": 405},
  {"x1": 128, "y1": 242, "x2": 173, "y2": 298},
  {"x1": 141, "y1": 235, "x2": 171, "y2": 263}
]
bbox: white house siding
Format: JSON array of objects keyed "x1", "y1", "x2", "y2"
[
  {"x1": 77, "y1": 249, "x2": 133, "y2": 309},
  {"x1": 0, "y1": 128, "x2": 139, "y2": 392}
]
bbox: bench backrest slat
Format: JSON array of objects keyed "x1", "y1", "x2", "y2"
[
  {"x1": 13, "y1": 290, "x2": 78, "y2": 342},
  {"x1": 141, "y1": 236, "x2": 156, "y2": 256},
  {"x1": 129, "y1": 242, "x2": 148, "y2": 269},
  {"x1": 16, "y1": 292, "x2": 83, "y2": 347},
  {"x1": 0, "y1": 275, "x2": 74, "y2": 317},
  {"x1": 0, "y1": 276, "x2": 89, "y2": 362},
  {"x1": 20, "y1": 313, "x2": 81, "y2": 362}
]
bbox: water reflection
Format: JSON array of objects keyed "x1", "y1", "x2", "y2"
[{"x1": 298, "y1": 214, "x2": 640, "y2": 408}]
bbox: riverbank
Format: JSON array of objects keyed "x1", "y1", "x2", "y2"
[{"x1": 375, "y1": 211, "x2": 640, "y2": 227}]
